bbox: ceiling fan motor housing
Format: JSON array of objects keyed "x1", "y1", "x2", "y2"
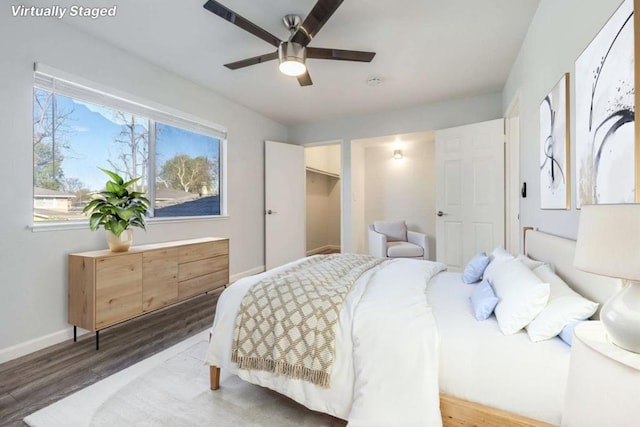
[
  {"x1": 278, "y1": 41, "x2": 307, "y2": 76},
  {"x1": 283, "y1": 14, "x2": 301, "y2": 33},
  {"x1": 279, "y1": 41, "x2": 306, "y2": 62}
]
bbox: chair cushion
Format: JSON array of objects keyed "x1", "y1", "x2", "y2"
[
  {"x1": 386, "y1": 241, "x2": 423, "y2": 258},
  {"x1": 374, "y1": 220, "x2": 407, "y2": 242}
]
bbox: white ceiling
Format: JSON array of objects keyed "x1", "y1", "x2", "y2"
[{"x1": 44, "y1": 0, "x2": 539, "y2": 126}]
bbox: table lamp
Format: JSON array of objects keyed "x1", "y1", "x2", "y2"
[{"x1": 574, "y1": 203, "x2": 640, "y2": 353}]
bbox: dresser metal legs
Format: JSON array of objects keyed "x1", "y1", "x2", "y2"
[{"x1": 72, "y1": 325, "x2": 99, "y2": 350}]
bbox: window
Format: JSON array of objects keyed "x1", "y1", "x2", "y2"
[
  {"x1": 154, "y1": 123, "x2": 221, "y2": 217},
  {"x1": 32, "y1": 67, "x2": 226, "y2": 223}
]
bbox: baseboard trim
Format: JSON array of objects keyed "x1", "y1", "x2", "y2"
[
  {"x1": 0, "y1": 327, "x2": 80, "y2": 365},
  {"x1": 306, "y1": 245, "x2": 341, "y2": 256},
  {"x1": 0, "y1": 265, "x2": 267, "y2": 365},
  {"x1": 230, "y1": 265, "x2": 265, "y2": 284}
]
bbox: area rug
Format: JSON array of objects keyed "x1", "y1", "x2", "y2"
[{"x1": 24, "y1": 331, "x2": 341, "y2": 426}]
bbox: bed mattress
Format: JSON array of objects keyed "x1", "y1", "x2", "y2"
[{"x1": 427, "y1": 271, "x2": 571, "y2": 426}]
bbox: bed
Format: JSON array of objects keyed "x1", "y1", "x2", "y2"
[{"x1": 206, "y1": 229, "x2": 622, "y2": 426}]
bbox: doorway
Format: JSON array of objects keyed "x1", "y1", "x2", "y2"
[
  {"x1": 350, "y1": 131, "x2": 436, "y2": 257},
  {"x1": 305, "y1": 144, "x2": 341, "y2": 255}
]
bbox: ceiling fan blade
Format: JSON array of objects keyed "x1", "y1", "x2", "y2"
[
  {"x1": 224, "y1": 51, "x2": 279, "y2": 70},
  {"x1": 203, "y1": 0, "x2": 282, "y2": 48},
  {"x1": 306, "y1": 47, "x2": 375, "y2": 62},
  {"x1": 291, "y1": 0, "x2": 344, "y2": 46},
  {"x1": 297, "y1": 70, "x2": 313, "y2": 86}
]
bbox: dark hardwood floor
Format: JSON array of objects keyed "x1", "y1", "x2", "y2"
[{"x1": 0, "y1": 291, "x2": 221, "y2": 426}]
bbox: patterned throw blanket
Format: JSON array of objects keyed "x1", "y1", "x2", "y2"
[{"x1": 231, "y1": 254, "x2": 385, "y2": 388}]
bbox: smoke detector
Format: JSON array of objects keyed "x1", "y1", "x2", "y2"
[{"x1": 366, "y1": 76, "x2": 383, "y2": 86}]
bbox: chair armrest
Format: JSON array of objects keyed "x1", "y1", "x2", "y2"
[
  {"x1": 407, "y1": 230, "x2": 429, "y2": 260},
  {"x1": 368, "y1": 225, "x2": 387, "y2": 258}
]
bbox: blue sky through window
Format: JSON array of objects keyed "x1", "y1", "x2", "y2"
[{"x1": 47, "y1": 92, "x2": 219, "y2": 192}]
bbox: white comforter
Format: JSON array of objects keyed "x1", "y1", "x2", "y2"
[{"x1": 206, "y1": 256, "x2": 446, "y2": 426}]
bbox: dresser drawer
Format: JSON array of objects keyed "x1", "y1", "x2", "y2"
[
  {"x1": 178, "y1": 269, "x2": 228, "y2": 300},
  {"x1": 179, "y1": 240, "x2": 228, "y2": 263},
  {"x1": 178, "y1": 255, "x2": 228, "y2": 282}
]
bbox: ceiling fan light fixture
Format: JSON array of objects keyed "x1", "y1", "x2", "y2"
[
  {"x1": 279, "y1": 59, "x2": 306, "y2": 77},
  {"x1": 278, "y1": 41, "x2": 307, "y2": 77}
]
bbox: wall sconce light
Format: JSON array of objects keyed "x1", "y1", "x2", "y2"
[{"x1": 393, "y1": 149, "x2": 403, "y2": 159}]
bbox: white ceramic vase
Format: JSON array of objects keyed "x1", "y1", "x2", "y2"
[
  {"x1": 106, "y1": 229, "x2": 133, "y2": 252},
  {"x1": 601, "y1": 281, "x2": 640, "y2": 354}
]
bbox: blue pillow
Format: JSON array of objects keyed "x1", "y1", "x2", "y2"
[
  {"x1": 559, "y1": 321, "x2": 581, "y2": 346},
  {"x1": 470, "y1": 279, "x2": 499, "y2": 320},
  {"x1": 462, "y1": 252, "x2": 490, "y2": 284}
]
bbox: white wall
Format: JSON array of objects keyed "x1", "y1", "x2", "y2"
[
  {"x1": 289, "y1": 92, "x2": 504, "y2": 144},
  {"x1": 359, "y1": 134, "x2": 436, "y2": 259},
  {"x1": 305, "y1": 145, "x2": 341, "y2": 253},
  {"x1": 502, "y1": 0, "x2": 624, "y2": 240},
  {"x1": 290, "y1": 93, "x2": 504, "y2": 252},
  {"x1": 0, "y1": 15, "x2": 287, "y2": 361},
  {"x1": 350, "y1": 143, "x2": 367, "y2": 254},
  {"x1": 305, "y1": 171, "x2": 340, "y2": 253},
  {"x1": 327, "y1": 178, "x2": 341, "y2": 247},
  {"x1": 305, "y1": 145, "x2": 341, "y2": 176}
]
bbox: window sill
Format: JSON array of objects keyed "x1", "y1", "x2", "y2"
[{"x1": 29, "y1": 215, "x2": 230, "y2": 232}]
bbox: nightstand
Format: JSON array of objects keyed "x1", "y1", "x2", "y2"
[{"x1": 563, "y1": 321, "x2": 640, "y2": 426}]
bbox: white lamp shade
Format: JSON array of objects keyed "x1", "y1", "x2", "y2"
[{"x1": 574, "y1": 204, "x2": 640, "y2": 281}]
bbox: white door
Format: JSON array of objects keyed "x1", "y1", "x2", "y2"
[
  {"x1": 265, "y1": 140, "x2": 306, "y2": 270},
  {"x1": 435, "y1": 119, "x2": 505, "y2": 271}
]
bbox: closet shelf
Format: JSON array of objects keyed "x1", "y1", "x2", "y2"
[{"x1": 306, "y1": 167, "x2": 340, "y2": 179}]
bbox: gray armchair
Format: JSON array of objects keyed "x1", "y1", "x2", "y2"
[{"x1": 368, "y1": 220, "x2": 429, "y2": 260}]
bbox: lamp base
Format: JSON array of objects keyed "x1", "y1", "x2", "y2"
[{"x1": 601, "y1": 280, "x2": 640, "y2": 354}]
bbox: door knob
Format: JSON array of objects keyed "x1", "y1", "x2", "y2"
[
  {"x1": 266, "y1": 209, "x2": 278, "y2": 215},
  {"x1": 437, "y1": 211, "x2": 447, "y2": 217}
]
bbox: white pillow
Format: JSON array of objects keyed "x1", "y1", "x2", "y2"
[
  {"x1": 490, "y1": 246, "x2": 512, "y2": 260},
  {"x1": 526, "y1": 264, "x2": 599, "y2": 342},
  {"x1": 483, "y1": 247, "x2": 515, "y2": 282},
  {"x1": 515, "y1": 254, "x2": 553, "y2": 271},
  {"x1": 491, "y1": 259, "x2": 550, "y2": 335}
]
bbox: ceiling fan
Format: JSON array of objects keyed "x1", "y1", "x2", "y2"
[{"x1": 203, "y1": 0, "x2": 376, "y2": 86}]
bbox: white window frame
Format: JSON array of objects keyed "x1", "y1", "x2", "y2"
[{"x1": 31, "y1": 63, "x2": 228, "y2": 231}]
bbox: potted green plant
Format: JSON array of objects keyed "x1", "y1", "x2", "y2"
[{"x1": 83, "y1": 168, "x2": 150, "y2": 252}]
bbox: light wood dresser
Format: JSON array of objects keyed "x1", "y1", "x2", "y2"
[{"x1": 68, "y1": 237, "x2": 229, "y2": 349}]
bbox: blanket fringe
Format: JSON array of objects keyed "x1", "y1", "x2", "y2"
[{"x1": 231, "y1": 353, "x2": 331, "y2": 388}]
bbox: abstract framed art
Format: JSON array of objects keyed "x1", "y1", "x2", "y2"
[
  {"x1": 540, "y1": 73, "x2": 570, "y2": 209},
  {"x1": 575, "y1": 0, "x2": 638, "y2": 207}
]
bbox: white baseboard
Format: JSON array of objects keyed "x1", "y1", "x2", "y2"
[
  {"x1": 306, "y1": 245, "x2": 341, "y2": 256},
  {"x1": 0, "y1": 265, "x2": 266, "y2": 365},
  {"x1": 0, "y1": 327, "x2": 87, "y2": 365},
  {"x1": 230, "y1": 265, "x2": 265, "y2": 284}
]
